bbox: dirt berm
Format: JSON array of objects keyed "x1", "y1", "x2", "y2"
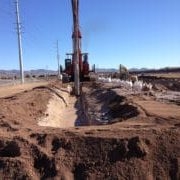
[{"x1": 0, "y1": 81, "x2": 179, "y2": 179}]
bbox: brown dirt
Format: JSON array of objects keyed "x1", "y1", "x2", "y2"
[
  {"x1": 0, "y1": 79, "x2": 179, "y2": 179},
  {"x1": 139, "y1": 75, "x2": 180, "y2": 92}
]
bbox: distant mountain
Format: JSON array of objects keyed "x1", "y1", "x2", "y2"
[
  {"x1": 95, "y1": 66, "x2": 180, "y2": 74},
  {"x1": 0, "y1": 69, "x2": 57, "y2": 78},
  {"x1": 95, "y1": 67, "x2": 151, "y2": 73},
  {"x1": 95, "y1": 68, "x2": 118, "y2": 73},
  {"x1": 129, "y1": 67, "x2": 180, "y2": 74},
  {"x1": 0, "y1": 66, "x2": 180, "y2": 78},
  {"x1": 26, "y1": 69, "x2": 57, "y2": 76},
  {"x1": 129, "y1": 68, "x2": 150, "y2": 72},
  {"x1": 95, "y1": 67, "x2": 152, "y2": 73}
]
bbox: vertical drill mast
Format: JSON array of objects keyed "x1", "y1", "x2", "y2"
[{"x1": 71, "y1": 0, "x2": 81, "y2": 96}]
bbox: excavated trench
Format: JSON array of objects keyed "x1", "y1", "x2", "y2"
[
  {"x1": 78, "y1": 83, "x2": 140, "y2": 126},
  {"x1": 37, "y1": 83, "x2": 140, "y2": 128},
  {"x1": 37, "y1": 86, "x2": 80, "y2": 128}
]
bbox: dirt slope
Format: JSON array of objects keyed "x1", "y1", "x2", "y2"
[{"x1": 0, "y1": 80, "x2": 179, "y2": 179}]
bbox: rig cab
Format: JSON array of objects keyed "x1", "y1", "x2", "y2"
[{"x1": 64, "y1": 53, "x2": 90, "y2": 81}]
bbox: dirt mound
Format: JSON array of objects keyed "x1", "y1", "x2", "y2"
[
  {"x1": 0, "y1": 88, "x2": 51, "y2": 130},
  {"x1": 0, "y1": 129, "x2": 179, "y2": 179},
  {"x1": 0, "y1": 81, "x2": 180, "y2": 179}
]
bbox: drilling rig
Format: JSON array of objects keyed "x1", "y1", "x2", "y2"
[{"x1": 63, "y1": 0, "x2": 92, "y2": 95}]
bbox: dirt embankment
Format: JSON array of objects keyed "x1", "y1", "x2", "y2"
[
  {"x1": 0, "y1": 80, "x2": 180, "y2": 179},
  {"x1": 139, "y1": 75, "x2": 180, "y2": 92},
  {"x1": 0, "y1": 126, "x2": 179, "y2": 179}
]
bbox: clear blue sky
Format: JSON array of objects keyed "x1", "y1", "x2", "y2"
[{"x1": 0, "y1": 0, "x2": 180, "y2": 70}]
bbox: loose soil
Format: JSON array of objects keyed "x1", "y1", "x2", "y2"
[{"x1": 0, "y1": 78, "x2": 179, "y2": 179}]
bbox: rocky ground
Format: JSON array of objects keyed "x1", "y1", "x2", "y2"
[{"x1": 0, "y1": 77, "x2": 179, "y2": 179}]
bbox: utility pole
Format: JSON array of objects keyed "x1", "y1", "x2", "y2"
[
  {"x1": 72, "y1": 0, "x2": 80, "y2": 96},
  {"x1": 15, "y1": 0, "x2": 24, "y2": 84},
  {"x1": 56, "y1": 40, "x2": 60, "y2": 78}
]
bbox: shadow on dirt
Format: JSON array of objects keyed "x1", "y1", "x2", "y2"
[
  {"x1": 97, "y1": 90, "x2": 139, "y2": 120},
  {"x1": 74, "y1": 83, "x2": 140, "y2": 126},
  {"x1": 74, "y1": 97, "x2": 87, "y2": 127}
]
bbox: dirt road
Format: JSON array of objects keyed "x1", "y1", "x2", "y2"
[{"x1": 0, "y1": 81, "x2": 48, "y2": 98}]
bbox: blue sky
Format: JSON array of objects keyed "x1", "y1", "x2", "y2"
[{"x1": 0, "y1": 0, "x2": 180, "y2": 70}]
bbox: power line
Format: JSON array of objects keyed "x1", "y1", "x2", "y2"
[{"x1": 15, "y1": 0, "x2": 24, "y2": 83}]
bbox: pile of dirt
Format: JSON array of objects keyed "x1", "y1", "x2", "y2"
[
  {"x1": 0, "y1": 128, "x2": 179, "y2": 179},
  {"x1": 0, "y1": 81, "x2": 179, "y2": 179},
  {"x1": 0, "y1": 88, "x2": 51, "y2": 131}
]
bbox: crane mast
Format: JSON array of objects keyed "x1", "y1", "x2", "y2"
[
  {"x1": 71, "y1": 0, "x2": 81, "y2": 96},
  {"x1": 63, "y1": 0, "x2": 90, "y2": 91}
]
